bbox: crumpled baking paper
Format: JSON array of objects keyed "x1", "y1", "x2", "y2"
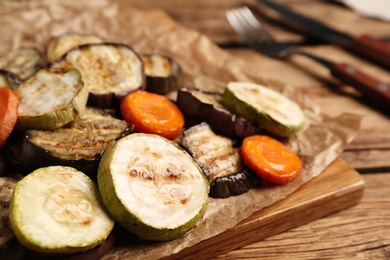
[{"x1": 0, "y1": 0, "x2": 362, "y2": 259}]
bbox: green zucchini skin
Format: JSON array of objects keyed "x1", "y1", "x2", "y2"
[
  {"x1": 177, "y1": 88, "x2": 262, "y2": 138},
  {"x1": 222, "y1": 82, "x2": 305, "y2": 137},
  {"x1": 98, "y1": 133, "x2": 209, "y2": 241}
]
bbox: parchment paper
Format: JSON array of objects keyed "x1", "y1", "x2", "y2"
[{"x1": 0, "y1": 0, "x2": 362, "y2": 259}]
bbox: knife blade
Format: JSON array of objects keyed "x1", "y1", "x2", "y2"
[{"x1": 256, "y1": 0, "x2": 390, "y2": 70}]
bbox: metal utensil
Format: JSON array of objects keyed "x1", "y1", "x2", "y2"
[
  {"x1": 226, "y1": 6, "x2": 390, "y2": 112},
  {"x1": 256, "y1": 0, "x2": 390, "y2": 70}
]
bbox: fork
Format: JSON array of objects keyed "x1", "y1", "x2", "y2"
[{"x1": 226, "y1": 6, "x2": 390, "y2": 112}]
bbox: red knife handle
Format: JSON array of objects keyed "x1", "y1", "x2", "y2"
[
  {"x1": 350, "y1": 35, "x2": 390, "y2": 70},
  {"x1": 330, "y1": 63, "x2": 390, "y2": 112}
]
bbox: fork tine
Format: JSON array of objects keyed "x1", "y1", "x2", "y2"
[{"x1": 226, "y1": 6, "x2": 275, "y2": 47}]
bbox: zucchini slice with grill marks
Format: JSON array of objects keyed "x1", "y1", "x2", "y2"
[
  {"x1": 0, "y1": 47, "x2": 45, "y2": 81},
  {"x1": 141, "y1": 53, "x2": 184, "y2": 95},
  {"x1": 15, "y1": 67, "x2": 88, "y2": 131},
  {"x1": 98, "y1": 133, "x2": 209, "y2": 241},
  {"x1": 9, "y1": 166, "x2": 115, "y2": 255},
  {"x1": 177, "y1": 88, "x2": 262, "y2": 138},
  {"x1": 6, "y1": 107, "x2": 131, "y2": 178},
  {"x1": 222, "y1": 82, "x2": 305, "y2": 137},
  {"x1": 46, "y1": 33, "x2": 105, "y2": 63},
  {"x1": 51, "y1": 43, "x2": 145, "y2": 108},
  {"x1": 181, "y1": 122, "x2": 260, "y2": 198}
]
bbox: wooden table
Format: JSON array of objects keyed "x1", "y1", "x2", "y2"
[{"x1": 124, "y1": 0, "x2": 390, "y2": 259}]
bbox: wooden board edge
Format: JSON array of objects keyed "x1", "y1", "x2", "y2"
[{"x1": 166, "y1": 158, "x2": 365, "y2": 259}]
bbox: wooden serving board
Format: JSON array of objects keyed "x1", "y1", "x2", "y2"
[{"x1": 165, "y1": 158, "x2": 365, "y2": 259}]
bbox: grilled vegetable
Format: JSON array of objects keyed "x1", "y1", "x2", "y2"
[
  {"x1": 9, "y1": 166, "x2": 115, "y2": 255},
  {"x1": 25, "y1": 227, "x2": 117, "y2": 260},
  {"x1": 6, "y1": 107, "x2": 131, "y2": 177},
  {"x1": 0, "y1": 175, "x2": 26, "y2": 260},
  {"x1": 51, "y1": 43, "x2": 145, "y2": 108},
  {"x1": 222, "y1": 82, "x2": 306, "y2": 137},
  {"x1": 0, "y1": 152, "x2": 8, "y2": 176},
  {"x1": 177, "y1": 88, "x2": 261, "y2": 138},
  {"x1": 46, "y1": 33, "x2": 104, "y2": 63},
  {"x1": 141, "y1": 53, "x2": 184, "y2": 94},
  {"x1": 98, "y1": 133, "x2": 209, "y2": 241},
  {"x1": 181, "y1": 122, "x2": 260, "y2": 198},
  {"x1": 0, "y1": 70, "x2": 22, "y2": 91},
  {"x1": 0, "y1": 87, "x2": 19, "y2": 149},
  {"x1": 15, "y1": 67, "x2": 88, "y2": 131},
  {"x1": 120, "y1": 90, "x2": 184, "y2": 140},
  {"x1": 241, "y1": 135, "x2": 302, "y2": 184},
  {"x1": 0, "y1": 47, "x2": 45, "y2": 81}
]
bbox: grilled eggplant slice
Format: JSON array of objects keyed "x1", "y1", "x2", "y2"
[
  {"x1": 222, "y1": 82, "x2": 306, "y2": 137},
  {"x1": 0, "y1": 175, "x2": 26, "y2": 260},
  {"x1": 0, "y1": 70, "x2": 22, "y2": 91},
  {"x1": 0, "y1": 47, "x2": 45, "y2": 81},
  {"x1": 141, "y1": 53, "x2": 184, "y2": 95},
  {"x1": 9, "y1": 166, "x2": 115, "y2": 255},
  {"x1": 51, "y1": 43, "x2": 145, "y2": 108},
  {"x1": 15, "y1": 67, "x2": 88, "y2": 131},
  {"x1": 177, "y1": 88, "x2": 261, "y2": 138},
  {"x1": 181, "y1": 122, "x2": 260, "y2": 198},
  {"x1": 6, "y1": 107, "x2": 131, "y2": 178},
  {"x1": 46, "y1": 33, "x2": 105, "y2": 63}
]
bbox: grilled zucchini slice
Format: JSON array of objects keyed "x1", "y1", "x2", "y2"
[
  {"x1": 0, "y1": 47, "x2": 45, "y2": 81},
  {"x1": 98, "y1": 133, "x2": 209, "y2": 241},
  {"x1": 46, "y1": 33, "x2": 104, "y2": 63},
  {"x1": 9, "y1": 166, "x2": 115, "y2": 255},
  {"x1": 15, "y1": 67, "x2": 88, "y2": 131},
  {"x1": 177, "y1": 88, "x2": 261, "y2": 138},
  {"x1": 222, "y1": 82, "x2": 305, "y2": 137}
]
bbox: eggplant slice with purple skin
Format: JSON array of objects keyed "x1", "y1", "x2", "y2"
[
  {"x1": 0, "y1": 47, "x2": 45, "y2": 81},
  {"x1": 5, "y1": 107, "x2": 132, "y2": 178},
  {"x1": 181, "y1": 122, "x2": 260, "y2": 198},
  {"x1": 141, "y1": 53, "x2": 185, "y2": 95},
  {"x1": 51, "y1": 43, "x2": 145, "y2": 109},
  {"x1": 177, "y1": 88, "x2": 262, "y2": 138},
  {"x1": 0, "y1": 69, "x2": 22, "y2": 91}
]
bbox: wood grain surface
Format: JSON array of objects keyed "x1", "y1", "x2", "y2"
[
  {"x1": 2, "y1": 0, "x2": 389, "y2": 259},
  {"x1": 166, "y1": 158, "x2": 365, "y2": 259},
  {"x1": 121, "y1": 0, "x2": 390, "y2": 259}
]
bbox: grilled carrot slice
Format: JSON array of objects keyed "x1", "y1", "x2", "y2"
[
  {"x1": 120, "y1": 91, "x2": 184, "y2": 140},
  {"x1": 0, "y1": 86, "x2": 19, "y2": 148},
  {"x1": 240, "y1": 135, "x2": 302, "y2": 184}
]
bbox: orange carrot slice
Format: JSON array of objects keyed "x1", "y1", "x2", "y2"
[
  {"x1": 241, "y1": 135, "x2": 302, "y2": 184},
  {"x1": 0, "y1": 86, "x2": 19, "y2": 148},
  {"x1": 120, "y1": 90, "x2": 184, "y2": 140}
]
